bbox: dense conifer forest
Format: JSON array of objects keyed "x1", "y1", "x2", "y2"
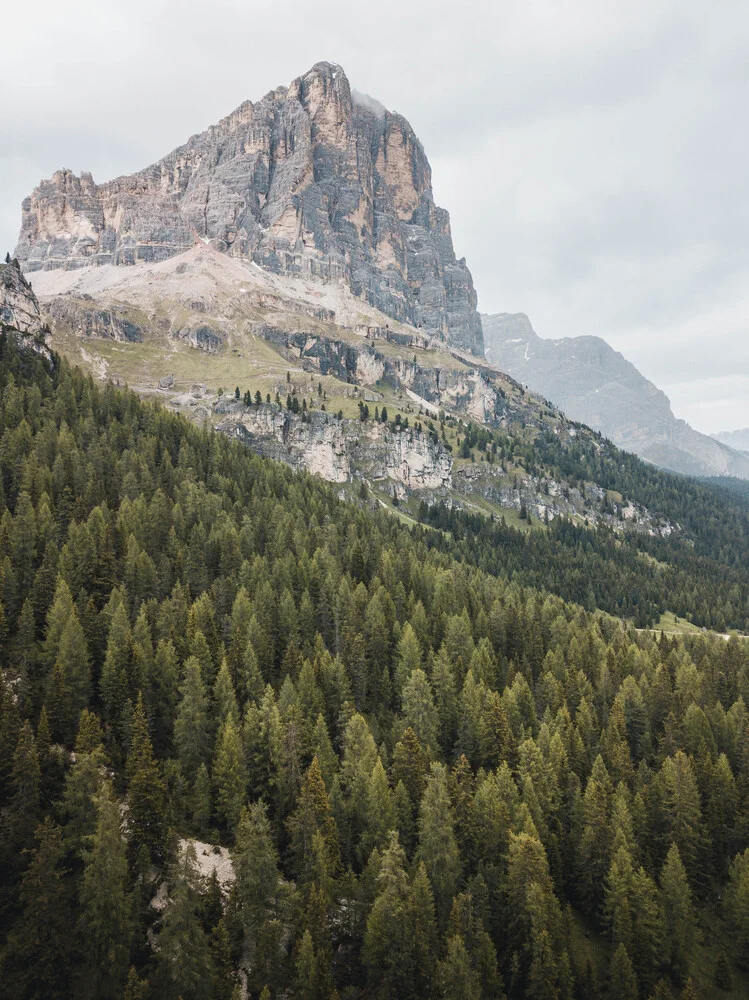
[{"x1": 3, "y1": 333, "x2": 749, "y2": 999}]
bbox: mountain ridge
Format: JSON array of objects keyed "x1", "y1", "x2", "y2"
[{"x1": 483, "y1": 310, "x2": 749, "y2": 479}]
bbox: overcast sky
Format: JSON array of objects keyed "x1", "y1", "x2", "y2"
[{"x1": 2, "y1": 0, "x2": 747, "y2": 433}]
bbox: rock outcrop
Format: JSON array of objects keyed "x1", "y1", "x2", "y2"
[
  {"x1": 15, "y1": 62, "x2": 483, "y2": 355},
  {"x1": 214, "y1": 400, "x2": 453, "y2": 493},
  {"x1": 483, "y1": 311, "x2": 749, "y2": 480},
  {"x1": 47, "y1": 297, "x2": 145, "y2": 342},
  {"x1": 0, "y1": 259, "x2": 54, "y2": 364},
  {"x1": 1, "y1": 258, "x2": 43, "y2": 336}
]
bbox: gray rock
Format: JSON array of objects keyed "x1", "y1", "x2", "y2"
[
  {"x1": 483, "y1": 311, "x2": 749, "y2": 479},
  {"x1": 0, "y1": 260, "x2": 54, "y2": 365},
  {"x1": 47, "y1": 297, "x2": 144, "y2": 341},
  {"x1": 158, "y1": 374, "x2": 175, "y2": 389},
  {"x1": 1, "y1": 259, "x2": 43, "y2": 335},
  {"x1": 15, "y1": 63, "x2": 483, "y2": 356}
]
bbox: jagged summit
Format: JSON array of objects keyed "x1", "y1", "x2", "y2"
[{"x1": 15, "y1": 62, "x2": 483, "y2": 355}]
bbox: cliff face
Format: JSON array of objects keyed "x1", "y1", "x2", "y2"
[
  {"x1": 213, "y1": 399, "x2": 453, "y2": 494},
  {"x1": 1, "y1": 259, "x2": 43, "y2": 336},
  {"x1": 15, "y1": 62, "x2": 483, "y2": 355},
  {"x1": 0, "y1": 259, "x2": 53, "y2": 365}
]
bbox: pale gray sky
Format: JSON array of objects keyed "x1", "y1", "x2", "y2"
[{"x1": 2, "y1": 0, "x2": 747, "y2": 433}]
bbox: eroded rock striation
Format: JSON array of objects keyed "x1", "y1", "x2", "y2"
[
  {"x1": 214, "y1": 399, "x2": 453, "y2": 493},
  {"x1": 15, "y1": 62, "x2": 483, "y2": 355},
  {"x1": 1, "y1": 259, "x2": 43, "y2": 336},
  {"x1": 0, "y1": 259, "x2": 54, "y2": 364}
]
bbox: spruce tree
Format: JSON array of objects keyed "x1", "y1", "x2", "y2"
[
  {"x1": 155, "y1": 843, "x2": 213, "y2": 1000},
  {"x1": 174, "y1": 656, "x2": 211, "y2": 783},
  {"x1": 77, "y1": 785, "x2": 131, "y2": 998},
  {"x1": 660, "y1": 843, "x2": 697, "y2": 982},
  {"x1": 418, "y1": 763, "x2": 461, "y2": 926},
  {"x1": 213, "y1": 718, "x2": 247, "y2": 836},
  {"x1": 436, "y1": 934, "x2": 481, "y2": 1000},
  {"x1": 2, "y1": 817, "x2": 71, "y2": 998},
  {"x1": 609, "y1": 943, "x2": 638, "y2": 1000},
  {"x1": 288, "y1": 756, "x2": 340, "y2": 880},
  {"x1": 126, "y1": 694, "x2": 166, "y2": 867}
]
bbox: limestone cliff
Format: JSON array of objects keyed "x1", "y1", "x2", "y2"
[
  {"x1": 214, "y1": 399, "x2": 453, "y2": 495},
  {"x1": 15, "y1": 62, "x2": 483, "y2": 355},
  {"x1": 0, "y1": 259, "x2": 53, "y2": 364},
  {"x1": 1, "y1": 258, "x2": 43, "y2": 336}
]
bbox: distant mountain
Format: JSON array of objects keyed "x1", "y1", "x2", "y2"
[
  {"x1": 713, "y1": 429, "x2": 749, "y2": 454},
  {"x1": 483, "y1": 311, "x2": 749, "y2": 479}
]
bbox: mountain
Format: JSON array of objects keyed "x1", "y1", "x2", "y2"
[
  {"x1": 483, "y1": 311, "x2": 749, "y2": 479},
  {"x1": 15, "y1": 62, "x2": 483, "y2": 355},
  {"x1": 713, "y1": 428, "x2": 749, "y2": 453}
]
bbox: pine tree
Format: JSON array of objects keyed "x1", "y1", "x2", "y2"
[
  {"x1": 480, "y1": 689, "x2": 515, "y2": 769},
  {"x1": 682, "y1": 979, "x2": 698, "y2": 1000},
  {"x1": 715, "y1": 948, "x2": 733, "y2": 990},
  {"x1": 288, "y1": 756, "x2": 340, "y2": 880},
  {"x1": 436, "y1": 934, "x2": 481, "y2": 1000},
  {"x1": 609, "y1": 943, "x2": 638, "y2": 1000},
  {"x1": 213, "y1": 658, "x2": 240, "y2": 727},
  {"x1": 233, "y1": 801, "x2": 281, "y2": 932},
  {"x1": 364, "y1": 831, "x2": 436, "y2": 999},
  {"x1": 192, "y1": 762, "x2": 212, "y2": 835},
  {"x1": 126, "y1": 694, "x2": 166, "y2": 867},
  {"x1": 213, "y1": 718, "x2": 247, "y2": 836},
  {"x1": 391, "y1": 726, "x2": 428, "y2": 807},
  {"x1": 659, "y1": 752, "x2": 703, "y2": 883},
  {"x1": 211, "y1": 916, "x2": 236, "y2": 1000},
  {"x1": 123, "y1": 966, "x2": 150, "y2": 1000},
  {"x1": 660, "y1": 843, "x2": 697, "y2": 982},
  {"x1": 77, "y1": 785, "x2": 131, "y2": 998},
  {"x1": 100, "y1": 601, "x2": 132, "y2": 742},
  {"x1": 526, "y1": 928, "x2": 561, "y2": 1000},
  {"x1": 51, "y1": 608, "x2": 91, "y2": 740},
  {"x1": 418, "y1": 763, "x2": 461, "y2": 926},
  {"x1": 8, "y1": 718, "x2": 40, "y2": 850},
  {"x1": 294, "y1": 929, "x2": 319, "y2": 1000},
  {"x1": 2, "y1": 817, "x2": 72, "y2": 998},
  {"x1": 174, "y1": 655, "x2": 211, "y2": 783},
  {"x1": 75, "y1": 707, "x2": 105, "y2": 755},
  {"x1": 155, "y1": 843, "x2": 213, "y2": 1000},
  {"x1": 605, "y1": 845, "x2": 635, "y2": 953},
  {"x1": 361, "y1": 756, "x2": 396, "y2": 860},
  {"x1": 394, "y1": 622, "x2": 422, "y2": 699},
  {"x1": 401, "y1": 668, "x2": 439, "y2": 753}
]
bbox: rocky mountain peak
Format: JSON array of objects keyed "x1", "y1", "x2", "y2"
[{"x1": 15, "y1": 62, "x2": 483, "y2": 355}]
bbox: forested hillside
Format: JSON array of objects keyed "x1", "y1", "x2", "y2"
[{"x1": 3, "y1": 332, "x2": 749, "y2": 999}]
